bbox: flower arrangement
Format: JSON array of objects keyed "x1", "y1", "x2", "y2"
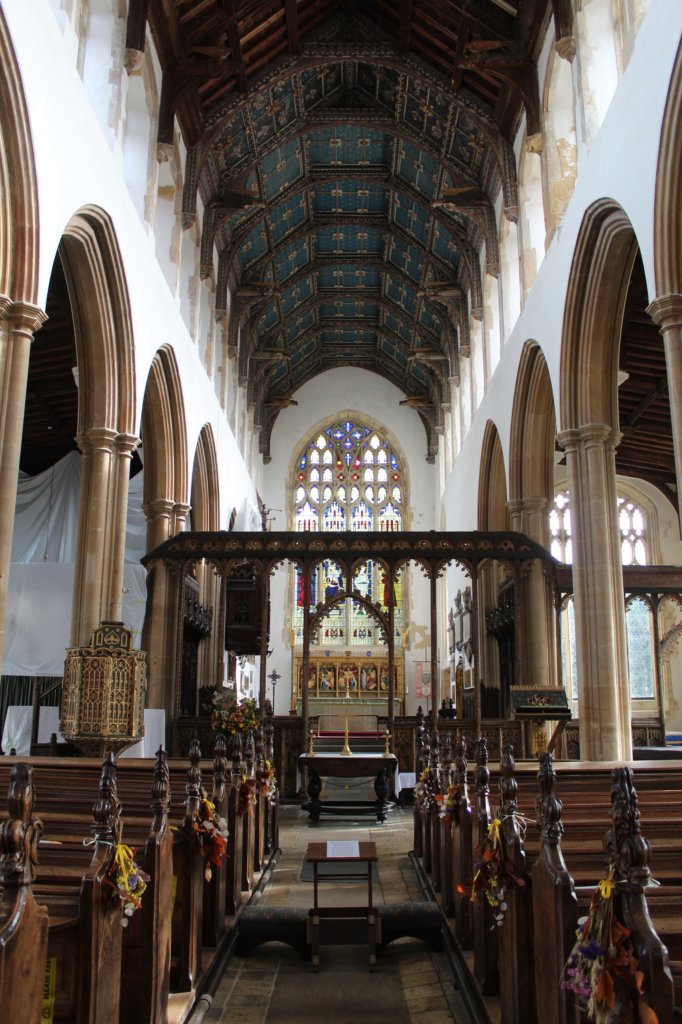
[
  {"x1": 211, "y1": 690, "x2": 259, "y2": 736},
  {"x1": 439, "y1": 783, "x2": 460, "y2": 822},
  {"x1": 414, "y1": 767, "x2": 442, "y2": 812},
  {"x1": 192, "y1": 791, "x2": 229, "y2": 882},
  {"x1": 107, "y1": 841, "x2": 150, "y2": 926},
  {"x1": 458, "y1": 817, "x2": 525, "y2": 927},
  {"x1": 561, "y1": 874, "x2": 659, "y2": 1023},
  {"x1": 238, "y1": 775, "x2": 258, "y2": 817},
  {"x1": 260, "y1": 759, "x2": 277, "y2": 799}
]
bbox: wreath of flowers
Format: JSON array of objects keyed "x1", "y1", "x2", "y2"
[
  {"x1": 106, "y1": 840, "x2": 150, "y2": 926},
  {"x1": 192, "y1": 792, "x2": 229, "y2": 882},
  {"x1": 458, "y1": 816, "x2": 525, "y2": 927},
  {"x1": 238, "y1": 775, "x2": 258, "y2": 817},
  {"x1": 260, "y1": 759, "x2": 277, "y2": 799},
  {"x1": 561, "y1": 873, "x2": 659, "y2": 1023},
  {"x1": 439, "y1": 783, "x2": 460, "y2": 822},
  {"x1": 210, "y1": 691, "x2": 259, "y2": 736},
  {"x1": 414, "y1": 767, "x2": 442, "y2": 812}
]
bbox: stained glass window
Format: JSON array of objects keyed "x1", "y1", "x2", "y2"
[{"x1": 292, "y1": 419, "x2": 405, "y2": 646}]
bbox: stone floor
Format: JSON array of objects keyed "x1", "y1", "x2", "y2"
[{"x1": 204, "y1": 803, "x2": 462, "y2": 1024}]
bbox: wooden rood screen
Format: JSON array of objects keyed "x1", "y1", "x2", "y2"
[{"x1": 142, "y1": 528, "x2": 556, "y2": 747}]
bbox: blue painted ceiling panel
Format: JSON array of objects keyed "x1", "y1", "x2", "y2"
[
  {"x1": 386, "y1": 236, "x2": 424, "y2": 283},
  {"x1": 274, "y1": 238, "x2": 310, "y2": 283},
  {"x1": 317, "y1": 265, "x2": 382, "y2": 290},
  {"x1": 313, "y1": 181, "x2": 388, "y2": 215},
  {"x1": 307, "y1": 126, "x2": 391, "y2": 168},
  {"x1": 268, "y1": 195, "x2": 308, "y2": 245},
  {"x1": 391, "y1": 195, "x2": 430, "y2": 246},
  {"x1": 238, "y1": 223, "x2": 270, "y2": 272},
  {"x1": 280, "y1": 275, "x2": 314, "y2": 316},
  {"x1": 315, "y1": 224, "x2": 385, "y2": 256},
  {"x1": 260, "y1": 139, "x2": 304, "y2": 201}
]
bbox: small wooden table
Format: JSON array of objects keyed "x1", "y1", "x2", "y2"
[{"x1": 305, "y1": 840, "x2": 381, "y2": 971}]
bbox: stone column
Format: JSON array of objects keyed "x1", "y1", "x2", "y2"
[
  {"x1": 72, "y1": 427, "x2": 119, "y2": 645},
  {"x1": 507, "y1": 497, "x2": 556, "y2": 689},
  {"x1": 557, "y1": 424, "x2": 631, "y2": 760},
  {"x1": 105, "y1": 433, "x2": 140, "y2": 621},
  {"x1": 142, "y1": 497, "x2": 178, "y2": 712},
  {"x1": 0, "y1": 298, "x2": 48, "y2": 670},
  {"x1": 647, "y1": 294, "x2": 682, "y2": 529}
]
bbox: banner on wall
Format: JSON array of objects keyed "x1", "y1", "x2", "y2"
[{"x1": 415, "y1": 661, "x2": 432, "y2": 700}]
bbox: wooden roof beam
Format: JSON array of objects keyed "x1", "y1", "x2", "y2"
[
  {"x1": 399, "y1": 0, "x2": 413, "y2": 52},
  {"x1": 286, "y1": 0, "x2": 300, "y2": 56},
  {"x1": 124, "y1": 0, "x2": 151, "y2": 73},
  {"x1": 219, "y1": 0, "x2": 248, "y2": 92}
]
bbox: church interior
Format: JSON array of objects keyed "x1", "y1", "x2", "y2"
[{"x1": 1, "y1": 1, "x2": 682, "y2": 1022}]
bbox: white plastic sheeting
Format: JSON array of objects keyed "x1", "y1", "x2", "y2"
[{"x1": 3, "y1": 452, "x2": 148, "y2": 675}]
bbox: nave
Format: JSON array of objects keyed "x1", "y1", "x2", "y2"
[{"x1": 205, "y1": 804, "x2": 470, "y2": 1024}]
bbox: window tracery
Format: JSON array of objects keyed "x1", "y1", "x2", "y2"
[{"x1": 292, "y1": 420, "x2": 405, "y2": 648}]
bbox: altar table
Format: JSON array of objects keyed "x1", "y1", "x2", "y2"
[{"x1": 298, "y1": 752, "x2": 398, "y2": 823}]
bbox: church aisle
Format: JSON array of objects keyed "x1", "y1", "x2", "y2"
[{"x1": 204, "y1": 805, "x2": 460, "y2": 1024}]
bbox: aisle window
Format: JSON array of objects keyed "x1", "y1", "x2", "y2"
[{"x1": 550, "y1": 490, "x2": 655, "y2": 704}]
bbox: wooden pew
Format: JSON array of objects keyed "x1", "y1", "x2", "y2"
[
  {"x1": 0, "y1": 763, "x2": 49, "y2": 1024},
  {"x1": 42, "y1": 753, "x2": 124, "y2": 1024},
  {"x1": 450, "y1": 736, "x2": 473, "y2": 948},
  {"x1": 203, "y1": 734, "x2": 229, "y2": 946},
  {"x1": 531, "y1": 751, "x2": 579, "y2": 1024},
  {"x1": 471, "y1": 738, "x2": 499, "y2": 997},
  {"x1": 496, "y1": 745, "x2": 535, "y2": 1024},
  {"x1": 119, "y1": 747, "x2": 173, "y2": 1024},
  {"x1": 171, "y1": 739, "x2": 205, "y2": 993}
]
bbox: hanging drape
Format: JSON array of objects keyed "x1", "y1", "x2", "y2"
[{"x1": 2, "y1": 452, "x2": 148, "y2": 676}]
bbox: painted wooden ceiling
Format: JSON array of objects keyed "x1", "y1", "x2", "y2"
[{"x1": 127, "y1": 0, "x2": 565, "y2": 458}]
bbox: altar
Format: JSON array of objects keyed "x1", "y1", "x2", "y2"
[{"x1": 298, "y1": 752, "x2": 398, "y2": 823}]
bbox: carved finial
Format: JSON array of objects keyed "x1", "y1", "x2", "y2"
[
  {"x1": 254, "y1": 721, "x2": 265, "y2": 771},
  {"x1": 232, "y1": 730, "x2": 243, "y2": 779},
  {"x1": 213, "y1": 734, "x2": 228, "y2": 808},
  {"x1": 0, "y1": 763, "x2": 42, "y2": 887},
  {"x1": 92, "y1": 751, "x2": 121, "y2": 843},
  {"x1": 499, "y1": 743, "x2": 517, "y2": 816},
  {"x1": 607, "y1": 767, "x2": 651, "y2": 889},
  {"x1": 244, "y1": 729, "x2": 256, "y2": 775},
  {"x1": 536, "y1": 751, "x2": 563, "y2": 846},
  {"x1": 187, "y1": 739, "x2": 202, "y2": 802},
  {"x1": 429, "y1": 729, "x2": 440, "y2": 772},
  {"x1": 455, "y1": 735, "x2": 468, "y2": 788},
  {"x1": 151, "y1": 746, "x2": 170, "y2": 819}
]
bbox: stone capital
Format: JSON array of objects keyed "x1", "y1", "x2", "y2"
[
  {"x1": 76, "y1": 426, "x2": 119, "y2": 456},
  {"x1": 0, "y1": 298, "x2": 48, "y2": 336},
  {"x1": 114, "y1": 433, "x2": 142, "y2": 457},
  {"x1": 556, "y1": 423, "x2": 621, "y2": 455},
  {"x1": 507, "y1": 496, "x2": 549, "y2": 516},
  {"x1": 646, "y1": 293, "x2": 682, "y2": 330},
  {"x1": 143, "y1": 498, "x2": 176, "y2": 523}
]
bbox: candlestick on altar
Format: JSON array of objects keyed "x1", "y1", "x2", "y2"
[
  {"x1": 340, "y1": 714, "x2": 352, "y2": 756},
  {"x1": 308, "y1": 728, "x2": 315, "y2": 756},
  {"x1": 383, "y1": 729, "x2": 392, "y2": 757}
]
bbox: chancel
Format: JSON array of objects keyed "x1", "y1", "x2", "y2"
[{"x1": 0, "y1": 2, "x2": 681, "y2": 1023}]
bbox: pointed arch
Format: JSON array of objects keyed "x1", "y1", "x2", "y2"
[
  {"x1": 0, "y1": 8, "x2": 39, "y2": 302},
  {"x1": 477, "y1": 420, "x2": 508, "y2": 531},
  {"x1": 190, "y1": 424, "x2": 220, "y2": 531},
  {"x1": 653, "y1": 37, "x2": 682, "y2": 295},
  {"x1": 60, "y1": 206, "x2": 136, "y2": 434},
  {"x1": 141, "y1": 345, "x2": 189, "y2": 511},
  {"x1": 509, "y1": 340, "x2": 556, "y2": 506},
  {"x1": 560, "y1": 200, "x2": 638, "y2": 429}
]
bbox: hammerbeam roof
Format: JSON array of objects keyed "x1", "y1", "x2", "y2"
[{"x1": 128, "y1": 1, "x2": 570, "y2": 458}]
